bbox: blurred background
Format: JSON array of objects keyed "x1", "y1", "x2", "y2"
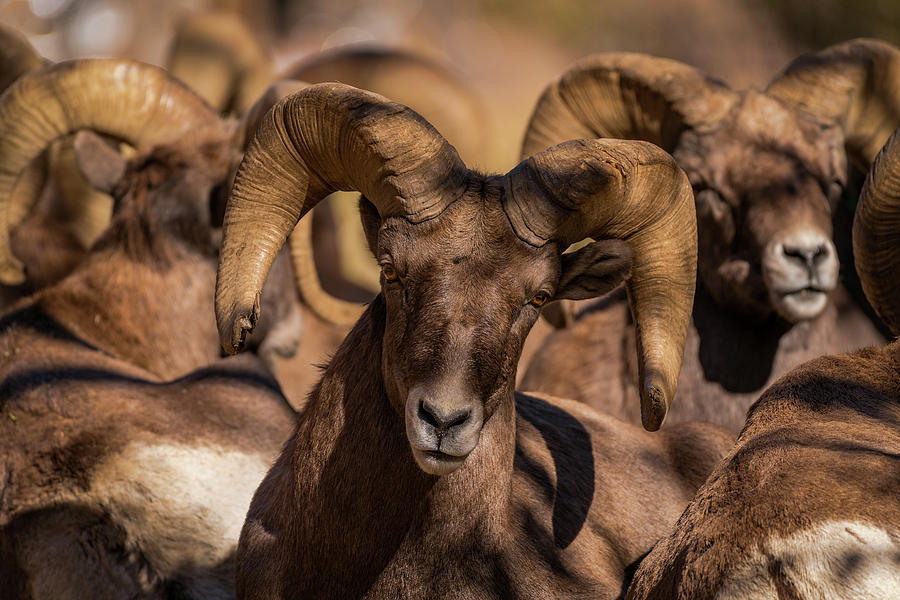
[{"x1": 2, "y1": 0, "x2": 898, "y2": 171}]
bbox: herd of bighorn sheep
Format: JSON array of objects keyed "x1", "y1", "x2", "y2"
[{"x1": 0, "y1": 10, "x2": 899, "y2": 600}]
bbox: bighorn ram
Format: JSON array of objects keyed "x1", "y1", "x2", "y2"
[
  {"x1": 519, "y1": 39, "x2": 898, "y2": 430},
  {"x1": 626, "y1": 125, "x2": 900, "y2": 600},
  {"x1": 0, "y1": 60, "x2": 300, "y2": 598},
  {"x1": 216, "y1": 83, "x2": 735, "y2": 598}
]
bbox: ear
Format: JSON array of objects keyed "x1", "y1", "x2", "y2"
[
  {"x1": 73, "y1": 130, "x2": 127, "y2": 194},
  {"x1": 555, "y1": 238, "x2": 632, "y2": 301},
  {"x1": 358, "y1": 194, "x2": 381, "y2": 257}
]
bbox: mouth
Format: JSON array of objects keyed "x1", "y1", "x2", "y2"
[
  {"x1": 773, "y1": 286, "x2": 829, "y2": 321},
  {"x1": 782, "y1": 286, "x2": 827, "y2": 297},
  {"x1": 411, "y1": 447, "x2": 468, "y2": 476}
]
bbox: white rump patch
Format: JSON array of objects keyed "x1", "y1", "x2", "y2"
[
  {"x1": 718, "y1": 521, "x2": 900, "y2": 600},
  {"x1": 89, "y1": 441, "x2": 271, "y2": 598}
]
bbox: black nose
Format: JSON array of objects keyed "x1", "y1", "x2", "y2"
[
  {"x1": 782, "y1": 243, "x2": 829, "y2": 272},
  {"x1": 418, "y1": 400, "x2": 471, "y2": 434}
]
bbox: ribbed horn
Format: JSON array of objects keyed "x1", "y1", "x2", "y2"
[
  {"x1": 505, "y1": 138, "x2": 697, "y2": 431},
  {"x1": 239, "y1": 79, "x2": 364, "y2": 326},
  {"x1": 0, "y1": 24, "x2": 49, "y2": 243},
  {"x1": 853, "y1": 126, "x2": 900, "y2": 335},
  {"x1": 522, "y1": 52, "x2": 737, "y2": 159},
  {"x1": 0, "y1": 58, "x2": 225, "y2": 284},
  {"x1": 216, "y1": 82, "x2": 468, "y2": 352},
  {"x1": 767, "y1": 39, "x2": 900, "y2": 171}
]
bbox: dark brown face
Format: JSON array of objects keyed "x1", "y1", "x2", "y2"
[
  {"x1": 361, "y1": 176, "x2": 632, "y2": 476},
  {"x1": 675, "y1": 92, "x2": 846, "y2": 323}
]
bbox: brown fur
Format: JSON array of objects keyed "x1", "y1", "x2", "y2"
[
  {"x1": 235, "y1": 189, "x2": 734, "y2": 599},
  {"x1": 626, "y1": 341, "x2": 900, "y2": 599},
  {"x1": 0, "y1": 136, "x2": 298, "y2": 598}
]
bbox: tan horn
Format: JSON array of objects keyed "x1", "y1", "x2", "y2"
[
  {"x1": 216, "y1": 82, "x2": 468, "y2": 352},
  {"x1": 853, "y1": 126, "x2": 900, "y2": 335},
  {"x1": 521, "y1": 52, "x2": 737, "y2": 160},
  {"x1": 506, "y1": 138, "x2": 697, "y2": 431},
  {"x1": 0, "y1": 58, "x2": 224, "y2": 284},
  {"x1": 767, "y1": 39, "x2": 900, "y2": 171},
  {"x1": 0, "y1": 24, "x2": 50, "y2": 243},
  {"x1": 239, "y1": 79, "x2": 364, "y2": 326}
]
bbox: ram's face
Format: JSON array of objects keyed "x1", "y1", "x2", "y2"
[
  {"x1": 370, "y1": 178, "x2": 559, "y2": 476},
  {"x1": 676, "y1": 91, "x2": 846, "y2": 323}
]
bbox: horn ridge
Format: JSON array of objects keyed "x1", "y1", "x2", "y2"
[{"x1": 505, "y1": 138, "x2": 697, "y2": 430}]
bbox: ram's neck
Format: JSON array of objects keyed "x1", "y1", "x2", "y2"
[
  {"x1": 35, "y1": 248, "x2": 220, "y2": 380},
  {"x1": 281, "y1": 295, "x2": 516, "y2": 598}
]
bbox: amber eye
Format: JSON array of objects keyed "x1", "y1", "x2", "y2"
[
  {"x1": 382, "y1": 263, "x2": 399, "y2": 282},
  {"x1": 530, "y1": 292, "x2": 550, "y2": 307}
]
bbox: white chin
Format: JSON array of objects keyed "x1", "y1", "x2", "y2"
[
  {"x1": 776, "y1": 290, "x2": 828, "y2": 322},
  {"x1": 411, "y1": 448, "x2": 467, "y2": 476}
]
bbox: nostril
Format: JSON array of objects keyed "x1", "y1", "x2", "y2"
[
  {"x1": 782, "y1": 245, "x2": 809, "y2": 262},
  {"x1": 418, "y1": 400, "x2": 471, "y2": 431},
  {"x1": 811, "y1": 244, "x2": 829, "y2": 264},
  {"x1": 418, "y1": 401, "x2": 440, "y2": 429},
  {"x1": 782, "y1": 244, "x2": 829, "y2": 270}
]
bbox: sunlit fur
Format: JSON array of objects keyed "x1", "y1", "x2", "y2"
[{"x1": 627, "y1": 342, "x2": 900, "y2": 599}]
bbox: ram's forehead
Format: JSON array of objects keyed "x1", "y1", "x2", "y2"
[
  {"x1": 730, "y1": 91, "x2": 841, "y2": 166},
  {"x1": 679, "y1": 90, "x2": 843, "y2": 192},
  {"x1": 379, "y1": 182, "x2": 558, "y2": 262}
]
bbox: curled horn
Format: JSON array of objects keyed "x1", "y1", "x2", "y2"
[
  {"x1": 521, "y1": 53, "x2": 731, "y2": 329},
  {"x1": 216, "y1": 82, "x2": 468, "y2": 351},
  {"x1": 767, "y1": 39, "x2": 900, "y2": 170},
  {"x1": 521, "y1": 52, "x2": 737, "y2": 159},
  {"x1": 0, "y1": 24, "x2": 51, "y2": 244},
  {"x1": 506, "y1": 139, "x2": 697, "y2": 431},
  {"x1": 239, "y1": 80, "x2": 365, "y2": 326},
  {"x1": 853, "y1": 127, "x2": 900, "y2": 334},
  {"x1": 0, "y1": 58, "x2": 225, "y2": 285}
]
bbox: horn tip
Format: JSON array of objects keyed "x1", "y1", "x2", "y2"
[
  {"x1": 640, "y1": 371, "x2": 671, "y2": 431},
  {"x1": 219, "y1": 293, "x2": 261, "y2": 355}
]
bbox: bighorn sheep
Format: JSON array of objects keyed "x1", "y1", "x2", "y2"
[
  {"x1": 626, "y1": 125, "x2": 900, "y2": 600},
  {"x1": 0, "y1": 60, "x2": 300, "y2": 597},
  {"x1": 519, "y1": 39, "x2": 898, "y2": 430},
  {"x1": 216, "y1": 83, "x2": 735, "y2": 598}
]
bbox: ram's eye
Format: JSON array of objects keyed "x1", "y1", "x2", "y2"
[
  {"x1": 382, "y1": 263, "x2": 399, "y2": 282},
  {"x1": 530, "y1": 292, "x2": 550, "y2": 307}
]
